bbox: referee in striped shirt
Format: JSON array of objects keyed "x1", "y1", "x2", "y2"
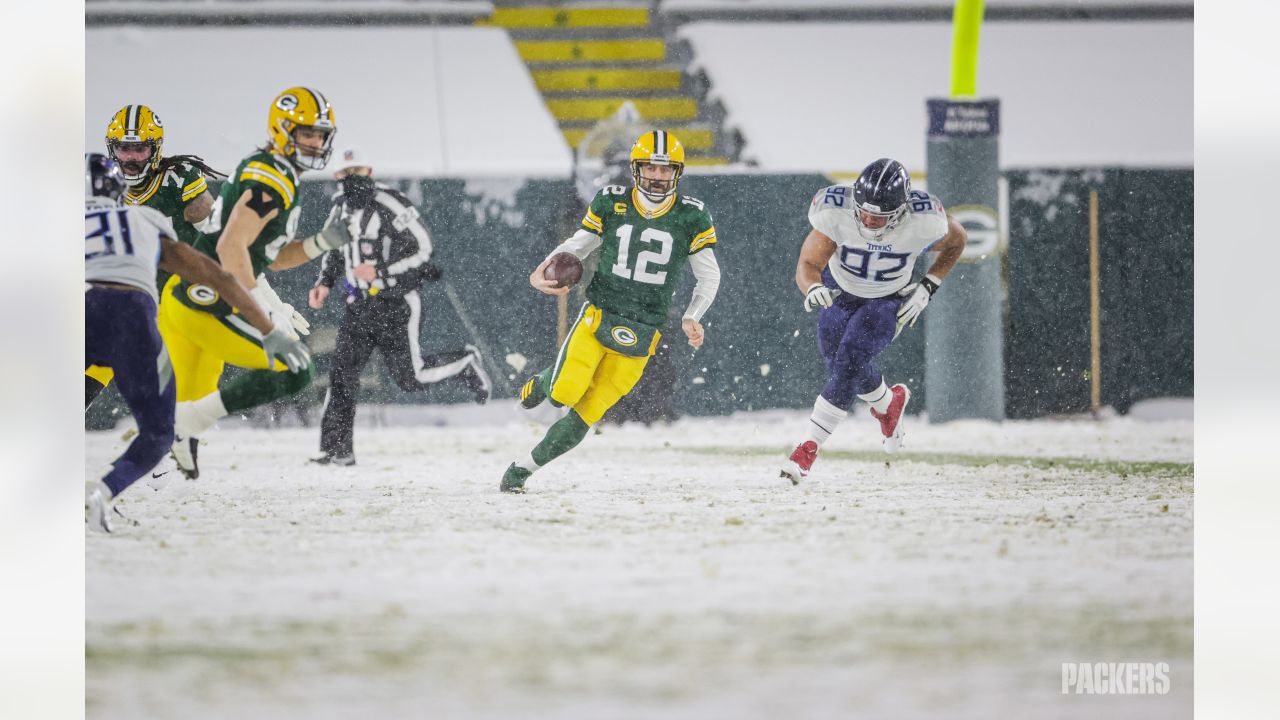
[{"x1": 308, "y1": 147, "x2": 491, "y2": 466}]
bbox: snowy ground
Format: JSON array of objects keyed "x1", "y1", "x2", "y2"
[{"x1": 86, "y1": 404, "x2": 1193, "y2": 719}]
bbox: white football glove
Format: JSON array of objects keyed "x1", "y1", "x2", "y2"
[
  {"x1": 803, "y1": 282, "x2": 840, "y2": 312},
  {"x1": 894, "y1": 275, "x2": 941, "y2": 336},
  {"x1": 249, "y1": 283, "x2": 293, "y2": 337},
  {"x1": 252, "y1": 276, "x2": 311, "y2": 336},
  {"x1": 279, "y1": 302, "x2": 310, "y2": 335}
]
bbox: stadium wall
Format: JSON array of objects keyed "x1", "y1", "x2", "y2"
[{"x1": 86, "y1": 168, "x2": 1191, "y2": 430}]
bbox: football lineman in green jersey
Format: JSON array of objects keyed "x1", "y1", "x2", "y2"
[
  {"x1": 502, "y1": 130, "x2": 723, "y2": 493},
  {"x1": 87, "y1": 104, "x2": 227, "y2": 408},
  {"x1": 105, "y1": 104, "x2": 223, "y2": 246}
]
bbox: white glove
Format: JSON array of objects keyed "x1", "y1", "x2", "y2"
[
  {"x1": 249, "y1": 283, "x2": 293, "y2": 338},
  {"x1": 252, "y1": 276, "x2": 310, "y2": 336},
  {"x1": 279, "y1": 301, "x2": 310, "y2": 336},
  {"x1": 261, "y1": 323, "x2": 312, "y2": 373},
  {"x1": 803, "y1": 282, "x2": 840, "y2": 312},
  {"x1": 894, "y1": 275, "x2": 941, "y2": 335}
]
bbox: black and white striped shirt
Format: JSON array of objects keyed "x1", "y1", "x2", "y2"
[{"x1": 316, "y1": 183, "x2": 436, "y2": 302}]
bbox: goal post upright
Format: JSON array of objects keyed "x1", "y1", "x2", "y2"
[{"x1": 923, "y1": 0, "x2": 1006, "y2": 423}]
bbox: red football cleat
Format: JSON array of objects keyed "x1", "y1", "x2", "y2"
[
  {"x1": 869, "y1": 384, "x2": 912, "y2": 454},
  {"x1": 781, "y1": 440, "x2": 819, "y2": 485}
]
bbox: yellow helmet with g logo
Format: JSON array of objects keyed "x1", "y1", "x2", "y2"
[
  {"x1": 105, "y1": 104, "x2": 164, "y2": 187},
  {"x1": 267, "y1": 87, "x2": 336, "y2": 170},
  {"x1": 629, "y1": 130, "x2": 685, "y2": 201}
]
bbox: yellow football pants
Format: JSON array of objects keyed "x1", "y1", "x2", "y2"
[
  {"x1": 548, "y1": 304, "x2": 656, "y2": 425},
  {"x1": 157, "y1": 275, "x2": 286, "y2": 402}
]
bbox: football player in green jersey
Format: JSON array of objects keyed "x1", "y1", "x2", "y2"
[
  {"x1": 105, "y1": 104, "x2": 224, "y2": 246},
  {"x1": 87, "y1": 104, "x2": 227, "y2": 408},
  {"x1": 502, "y1": 130, "x2": 723, "y2": 493},
  {"x1": 157, "y1": 87, "x2": 357, "y2": 478}
]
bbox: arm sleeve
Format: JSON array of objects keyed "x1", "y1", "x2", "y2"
[
  {"x1": 918, "y1": 194, "x2": 950, "y2": 251},
  {"x1": 546, "y1": 228, "x2": 603, "y2": 261},
  {"x1": 236, "y1": 161, "x2": 296, "y2": 211},
  {"x1": 317, "y1": 249, "x2": 343, "y2": 288},
  {"x1": 682, "y1": 248, "x2": 721, "y2": 322},
  {"x1": 689, "y1": 213, "x2": 717, "y2": 255},
  {"x1": 378, "y1": 192, "x2": 435, "y2": 299},
  {"x1": 580, "y1": 191, "x2": 610, "y2": 235},
  {"x1": 178, "y1": 164, "x2": 210, "y2": 207},
  {"x1": 138, "y1": 206, "x2": 177, "y2": 241},
  {"x1": 807, "y1": 186, "x2": 850, "y2": 239}
]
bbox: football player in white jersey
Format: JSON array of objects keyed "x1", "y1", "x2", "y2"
[
  {"x1": 84, "y1": 154, "x2": 308, "y2": 531},
  {"x1": 781, "y1": 158, "x2": 967, "y2": 483}
]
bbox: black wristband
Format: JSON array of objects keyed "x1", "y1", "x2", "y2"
[{"x1": 921, "y1": 276, "x2": 941, "y2": 296}]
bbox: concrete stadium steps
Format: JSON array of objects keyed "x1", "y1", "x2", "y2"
[
  {"x1": 486, "y1": 2, "x2": 736, "y2": 166},
  {"x1": 532, "y1": 67, "x2": 684, "y2": 93},
  {"x1": 560, "y1": 123, "x2": 716, "y2": 151},
  {"x1": 515, "y1": 38, "x2": 666, "y2": 63},
  {"x1": 545, "y1": 96, "x2": 698, "y2": 122},
  {"x1": 482, "y1": 5, "x2": 649, "y2": 29}
]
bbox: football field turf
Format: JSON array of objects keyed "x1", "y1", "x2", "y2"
[{"x1": 87, "y1": 408, "x2": 1192, "y2": 719}]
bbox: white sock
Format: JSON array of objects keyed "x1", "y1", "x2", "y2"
[
  {"x1": 858, "y1": 381, "x2": 893, "y2": 413},
  {"x1": 515, "y1": 453, "x2": 541, "y2": 473},
  {"x1": 176, "y1": 391, "x2": 228, "y2": 438},
  {"x1": 805, "y1": 395, "x2": 848, "y2": 446}
]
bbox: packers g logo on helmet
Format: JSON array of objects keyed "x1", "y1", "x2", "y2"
[
  {"x1": 105, "y1": 104, "x2": 164, "y2": 187},
  {"x1": 630, "y1": 130, "x2": 685, "y2": 202},
  {"x1": 267, "y1": 87, "x2": 336, "y2": 171}
]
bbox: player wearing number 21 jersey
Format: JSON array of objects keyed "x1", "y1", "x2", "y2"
[
  {"x1": 84, "y1": 154, "x2": 307, "y2": 531},
  {"x1": 501, "y1": 130, "x2": 722, "y2": 493},
  {"x1": 781, "y1": 158, "x2": 967, "y2": 484}
]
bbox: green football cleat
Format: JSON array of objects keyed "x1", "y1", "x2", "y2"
[
  {"x1": 518, "y1": 372, "x2": 548, "y2": 409},
  {"x1": 500, "y1": 463, "x2": 532, "y2": 493}
]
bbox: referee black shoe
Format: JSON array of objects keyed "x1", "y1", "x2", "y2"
[{"x1": 310, "y1": 452, "x2": 355, "y2": 467}]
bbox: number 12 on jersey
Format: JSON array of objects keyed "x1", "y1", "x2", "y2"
[{"x1": 611, "y1": 224, "x2": 674, "y2": 285}]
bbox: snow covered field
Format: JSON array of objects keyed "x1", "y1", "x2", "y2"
[{"x1": 86, "y1": 406, "x2": 1192, "y2": 719}]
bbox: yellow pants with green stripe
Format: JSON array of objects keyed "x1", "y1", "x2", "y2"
[
  {"x1": 549, "y1": 303, "x2": 657, "y2": 425},
  {"x1": 156, "y1": 275, "x2": 287, "y2": 402}
]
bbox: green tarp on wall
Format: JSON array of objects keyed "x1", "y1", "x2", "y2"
[{"x1": 87, "y1": 169, "x2": 1191, "y2": 429}]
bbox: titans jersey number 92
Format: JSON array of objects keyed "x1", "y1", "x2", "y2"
[
  {"x1": 808, "y1": 184, "x2": 948, "y2": 298},
  {"x1": 85, "y1": 199, "x2": 175, "y2": 302}
]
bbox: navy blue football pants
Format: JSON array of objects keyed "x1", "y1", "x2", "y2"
[
  {"x1": 85, "y1": 286, "x2": 175, "y2": 497},
  {"x1": 815, "y1": 272, "x2": 902, "y2": 409}
]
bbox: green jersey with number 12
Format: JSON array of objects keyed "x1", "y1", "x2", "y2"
[{"x1": 580, "y1": 186, "x2": 717, "y2": 328}]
